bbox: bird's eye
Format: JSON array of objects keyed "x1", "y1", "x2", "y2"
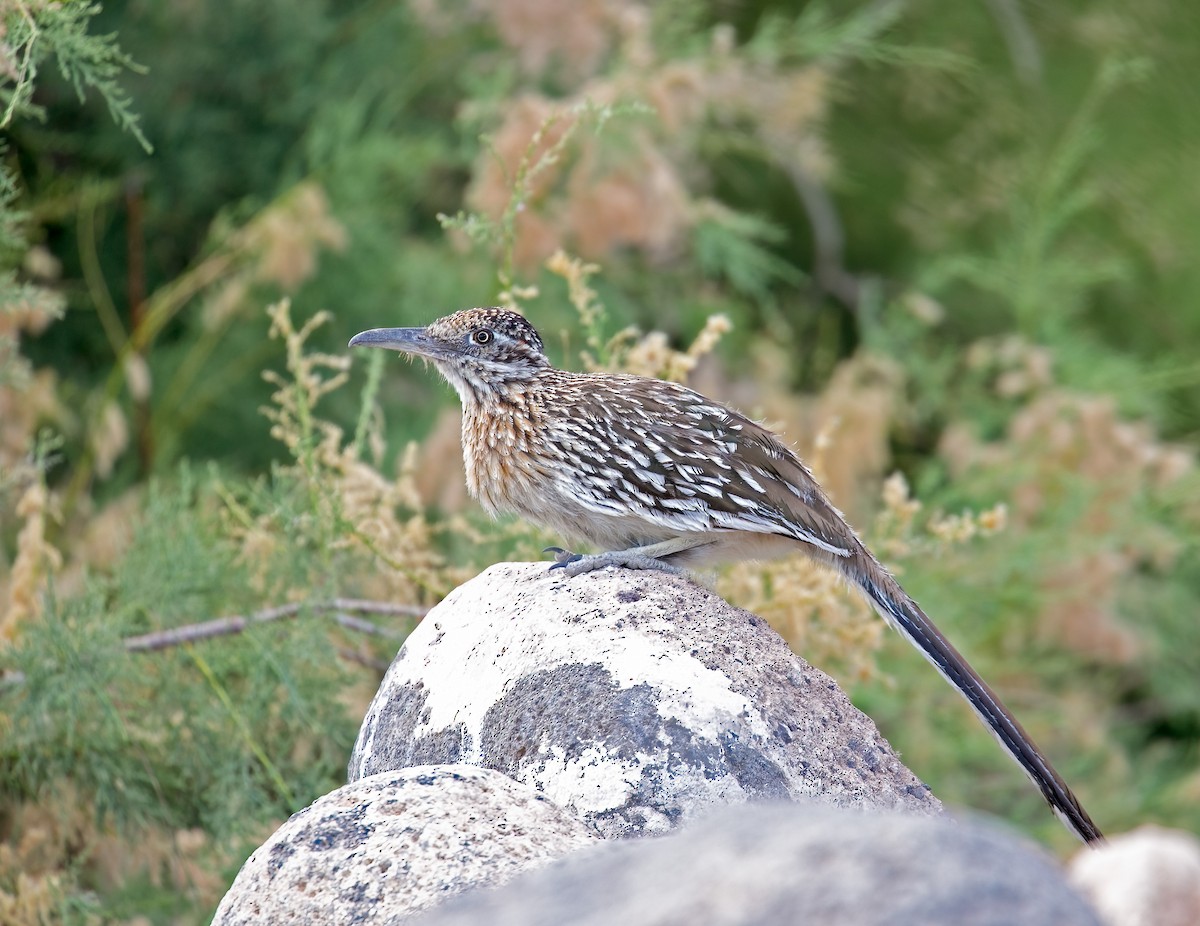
[{"x1": 471, "y1": 328, "x2": 493, "y2": 345}]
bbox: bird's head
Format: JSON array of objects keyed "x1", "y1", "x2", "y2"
[{"x1": 349, "y1": 307, "x2": 550, "y2": 404}]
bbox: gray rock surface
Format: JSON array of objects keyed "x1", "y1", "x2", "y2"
[
  {"x1": 411, "y1": 802, "x2": 1104, "y2": 926},
  {"x1": 350, "y1": 562, "x2": 939, "y2": 838},
  {"x1": 211, "y1": 765, "x2": 597, "y2": 925},
  {"x1": 1068, "y1": 825, "x2": 1200, "y2": 926}
]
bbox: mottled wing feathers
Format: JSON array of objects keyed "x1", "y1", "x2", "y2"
[
  {"x1": 719, "y1": 416, "x2": 859, "y2": 558},
  {"x1": 540, "y1": 373, "x2": 856, "y2": 557}
]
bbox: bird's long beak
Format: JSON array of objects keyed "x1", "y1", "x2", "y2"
[{"x1": 348, "y1": 327, "x2": 455, "y2": 360}]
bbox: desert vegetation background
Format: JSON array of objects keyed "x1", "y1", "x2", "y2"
[{"x1": 1, "y1": 0, "x2": 1198, "y2": 921}]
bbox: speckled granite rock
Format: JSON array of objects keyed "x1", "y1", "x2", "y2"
[
  {"x1": 411, "y1": 802, "x2": 1103, "y2": 926},
  {"x1": 350, "y1": 562, "x2": 940, "y2": 838},
  {"x1": 212, "y1": 765, "x2": 597, "y2": 925}
]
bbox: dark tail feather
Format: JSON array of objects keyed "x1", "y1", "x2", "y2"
[{"x1": 857, "y1": 572, "x2": 1103, "y2": 844}]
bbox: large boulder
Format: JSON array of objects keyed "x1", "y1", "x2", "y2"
[
  {"x1": 410, "y1": 801, "x2": 1103, "y2": 926},
  {"x1": 350, "y1": 562, "x2": 940, "y2": 838},
  {"x1": 212, "y1": 765, "x2": 597, "y2": 925},
  {"x1": 1068, "y1": 825, "x2": 1200, "y2": 926}
]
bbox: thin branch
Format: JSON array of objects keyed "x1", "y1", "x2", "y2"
[
  {"x1": 981, "y1": 0, "x2": 1042, "y2": 87},
  {"x1": 0, "y1": 601, "x2": 407, "y2": 689},
  {"x1": 122, "y1": 599, "x2": 425, "y2": 653},
  {"x1": 1, "y1": 670, "x2": 26, "y2": 689},
  {"x1": 785, "y1": 162, "x2": 863, "y2": 312},
  {"x1": 327, "y1": 598, "x2": 428, "y2": 617},
  {"x1": 336, "y1": 647, "x2": 391, "y2": 673},
  {"x1": 124, "y1": 614, "x2": 258, "y2": 652},
  {"x1": 333, "y1": 612, "x2": 407, "y2": 639}
]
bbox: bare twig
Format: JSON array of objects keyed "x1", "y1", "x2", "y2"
[
  {"x1": 0, "y1": 600, "x2": 421, "y2": 692},
  {"x1": 1, "y1": 670, "x2": 26, "y2": 689},
  {"x1": 336, "y1": 647, "x2": 391, "y2": 673},
  {"x1": 786, "y1": 162, "x2": 863, "y2": 313},
  {"x1": 981, "y1": 0, "x2": 1043, "y2": 87},
  {"x1": 122, "y1": 599, "x2": 425, "y2": 653},
  {"x1": 326, "y1": 598, "x2": 428, "y2": 617},
  {"x1": 333, "y1": 612, "x2": 407, "y2": 639},
  {"x1": 124, "y1": 615, "x2": 260, "y2": 652}
]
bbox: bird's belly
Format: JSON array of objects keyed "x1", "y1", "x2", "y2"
[
  {"x1": 466, "y1": 450, "x2": 671, "y2": 549},
  {"x1": 488, "y1": 466, "x2": 811, "y2": 561},
  {"x1": 499, "y1": 475, "x2": 677, "y2": 548},
  {"x1": 522, "y1": 496, "x2": 681, "y2": 550}
]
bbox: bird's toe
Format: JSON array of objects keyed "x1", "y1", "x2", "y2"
[{"x1": 544, "y1": 546, "x2": 583, "y2": 568}]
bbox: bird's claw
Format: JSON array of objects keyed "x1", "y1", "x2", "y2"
[{"x1": 543, "y1": 546, "x2": 582, "y2": 569}]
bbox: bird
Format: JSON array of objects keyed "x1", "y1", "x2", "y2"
[{"x1": 349, "y1": 306, "x2": 1103, "y2": 844}]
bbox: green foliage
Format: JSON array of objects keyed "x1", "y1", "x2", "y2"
[
  {"x1": 10, "y1": 470, "x2": 345, "y2": 808},
  {"x1": 0, "y1": 474, "x2": 363, "y2": 920},
  {"x1": 918, "y1": 58, "x2": 1149, "y2": 342},
  {"x1": 693, "y1": 208, "x2": 805, "y2": 302},
  {"x1": 0, "y1": 303, "x2": 439, "y2": 915},
  {"x1": 0, "y1": 0, "x2": 145, "y2": 398},
  {"x1": 746, "y1": 0, "x2": 969, "y2": 71},
  {"x1": 1, "y1": 1, "x2": 147, "y2": 146}
]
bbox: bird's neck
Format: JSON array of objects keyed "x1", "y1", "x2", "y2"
[
  {"x1": 435, "y1": 360, "x2": 550, "y2": 409},
  {"x1": 456, "y1": 371, "x2": 552, "y2": 516}
]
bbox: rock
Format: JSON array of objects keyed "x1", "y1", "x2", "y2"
[
  {"x1": 350, "y1": 562, "x2": 939, "y2": 838},
  {"x1": 211, "y1": 765, "x2": 597, "y2": 925},
  {"x1": 410, "y1": 802, "x2": 1103, "y2": 926},
  {"x1": 1068, "y1": 825, "x2": 1200, "y2": 926}
]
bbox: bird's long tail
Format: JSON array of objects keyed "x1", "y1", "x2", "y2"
[{"x1": 853, "y1": 564, "x2": 1103, "y2": 844}]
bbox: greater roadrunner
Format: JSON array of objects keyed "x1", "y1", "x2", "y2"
[{"x1": 349, "y1": 307, "x2": 1103, "y2": 844}]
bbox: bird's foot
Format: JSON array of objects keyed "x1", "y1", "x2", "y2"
[
  {"x1": 543, "y1": 546, "x2": 581, "y2": 566},
  {"x1": 543, "y1": 546, "x2": 686, "y2": 578}
]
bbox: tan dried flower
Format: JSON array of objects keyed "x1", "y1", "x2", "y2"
[
  {"x1": 643, "y1": 60, "x2": 707, "y2": 134},
  {"x1": 621, "y1": 331, "x2": 672, "y2": 379},
  {"x1": 0, "y1": 368, "x2": 64, "y2": 471},
  {"x1": 977, "y1": 503, "x2": 1008, "y2": 535},
  {"x1": 474, "y1": 0, "x2": 633, "y2": 82},
  {"x1": 1039, "y1": 551, "x2": 1141, "y2": 664},
  {"x1": 90, "y1": 400, "x2": 129, "y2": 480},
  {"x1": 687, "y1": 313, "x2": 732, "y2": 360},
  {"x1": 257, "y1": 300, "x2": 466, "y2": 602},
  {"x1": 201, "y1": 275, "x2": 252, "y2": 332},
  {"x1": 454, "y1": 6, "x2": 835, "y2": 278},
  {"x1": 546, "y1": 249, "x2": 603, "y2": 334},
  {"x1": 22, "y1": 244, "x2": 61, "y2": 281},
  {"x1": 468, "y1": 94, "x2": 563, "y2": 220},
  {"x1": 902, "y1": 292, "x2": 946, "y2": 325},
  {"x1": 245, "y1": 182, "x2": 348, "y2": 290},
  {"x1": 810, "y1": 353, "x2": 905, "y2": 519},
  {"x1": 720, "y1": 553, "x2": 882, "y2": 683},
  {"x1": 123, "y1": 353, "x2": 153, "y2": 403},
  {"x1": 567, "y1": 142, "x2": 691, "y2": 262},
  {"x1": 928, "y1": 511, "x2": 978, "y2": 545},
  {"x1": 934, "y1": 343, "x2": 1196, "y2": 664},
  {"x1": 2, "y1": 479, "x2": 63, "y2": 642}
]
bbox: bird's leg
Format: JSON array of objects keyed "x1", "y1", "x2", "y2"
[
  {"x1": 544, "y1": 535, "x2": 713, "y2": 577},
  {"x1": 543, "y1": 545, "x2": 686, "y2": 577}
]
